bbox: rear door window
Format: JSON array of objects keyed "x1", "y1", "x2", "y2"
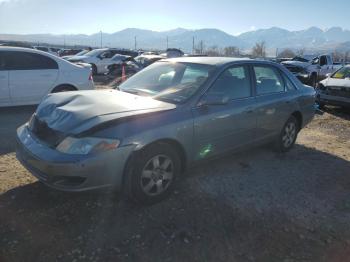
[
  {"x1": 6, "y1": 51, "x2": 58, "y2": 70},
  {"x1": 254, "y1": 66, "x2": 284, "y2": 95}
]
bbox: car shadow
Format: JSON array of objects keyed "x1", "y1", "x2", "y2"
[
  {"x1": 1, "y1": 144, "x2": 350, "y2": 261},
  {"x1": 0, "y1": 105, "x2": 37, "y2": 155}
]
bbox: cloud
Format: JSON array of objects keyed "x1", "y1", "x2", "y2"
[{"x1": 250, "y1": 26, "x2": 256, "y2": 31}]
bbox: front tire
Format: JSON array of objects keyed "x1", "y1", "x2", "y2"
[
  {"x1": 124, "y1": 143, "x2": 181, "y2": 205},
  {"x1": 275, "y1": 116, "x2": 299, "y2": 152}
]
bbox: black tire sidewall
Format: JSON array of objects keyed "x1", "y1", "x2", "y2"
[
  {"x1": 124, "y1": 143, "x2": 181, "y2": 205},
  {"x1": 91, "y1": 64, "x2": 97, "y2": 75}
]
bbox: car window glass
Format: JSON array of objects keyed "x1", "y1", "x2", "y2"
[
  {"x1": 320, "y1": 56, "x2": 327, "y2": 66},
  {"x1": 207, "y1": 66, "x2": 251, "y2": 100},
  {"x1": 0, "y1": 52, "x2": 6, "y2": 70},
  {"x1": 254, "y1": 66, "x2": 284, "y2": 95},
  {"x1": 6, "y1": 51, "x2": 58, "y2": 70},
  {"x1": 120, "y1": 62, "x2": 213, "y2": 103},
  {"x1": 181, "y1": 67, "x2": 209, "y2": 85},
  {"x1": 282, "y1": 74, "x2": 297, "y2": 91}
]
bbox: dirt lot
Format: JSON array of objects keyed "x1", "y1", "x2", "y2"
[{"x1": 1, "y1": 102, "x2": 350, "y2": 262}]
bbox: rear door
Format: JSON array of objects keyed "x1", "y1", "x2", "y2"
[
  {"x1": 8, "y1": 51, "x2": 59, "y2": 105},
  {"x1": 253, "y1": 65, "x2": 295, "y2": 142},
  {"x1": 192, "y1": 65, "x2": 257, "y2": 160},
  {"x1": 0, "y1": 51, "x2": 10, "y2": 105}
]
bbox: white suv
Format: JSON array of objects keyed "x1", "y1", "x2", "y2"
[
  {"x1": 0, "y1": 47, "x2": 94, "y2": 107},
  {"x1": 68, "y1": 48, "x2": 138, "y2": 75}
]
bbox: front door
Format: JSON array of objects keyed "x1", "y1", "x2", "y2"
[{"x1": 192, "y1": 65, "x2": 257, "y2": 160}]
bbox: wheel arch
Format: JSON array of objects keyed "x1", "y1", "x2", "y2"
[
  {"x1": 291, "y1": 111, "x2": 303, "y2": 130},
  {"x1": 51, "y1": 84, "x2": 77, "y2": 93}
]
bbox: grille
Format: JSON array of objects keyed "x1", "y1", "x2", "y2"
[
  {"x1": 326, "y1": 86, "x2": 350, "y2": 98},
  {"x1": 29, "y1": 116, "x2": 65, "y2": 147}
]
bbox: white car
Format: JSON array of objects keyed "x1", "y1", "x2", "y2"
[
  {"x1": 0, "y1": 47, "x2": 94, "y2": 107},
  {"x1": 68, "y1": 48, "x2": 138, "y2": 75}
]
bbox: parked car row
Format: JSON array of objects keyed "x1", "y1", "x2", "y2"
[
  {"x1": 281, "y1": 54, "x2": 350, "y2": 108},
  {"x1": 281, "y1": 54, "x2": 343, "y2": 88},
  {"x1": 0, "y1": 47, "x2": 94, "y2": 106},
  {"x1": 67, "y1": 48, "x2": 139, "y2": 75}
]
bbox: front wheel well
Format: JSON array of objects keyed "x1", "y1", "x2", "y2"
[
  {"x1": 136, "y1": 139, "x2": 187, "y2": 172},
  {"x1": 51, "y1": 84, "x2": 77, "y2": 93},
  {"x1": 291, "y1": 111, "x2": 303, "y2": 130}
]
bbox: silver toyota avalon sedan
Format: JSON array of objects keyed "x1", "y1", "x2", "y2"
[{"x1": 16, "y1": 57, "x2": 316, "y2": 204}]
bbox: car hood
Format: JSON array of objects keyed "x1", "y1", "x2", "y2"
[
  {"x1": 35, "y1": 90, "x2": 176, "y2": 134},
  {"x1": 320, "y1": 77, "x2": 350, "y2": 88},
  {"x1": 282, "y1": 61, "x2": 310, "y2": 68}
]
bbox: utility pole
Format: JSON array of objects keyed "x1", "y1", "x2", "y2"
[
  {"x1": 192, "y1": 36, "x2": 195, "y2": 55},
  {"x1": 134, "y1": 36, "x2": 137, "y2": 50},
  {"x1": 100, "y1": 30, "x2": 103, "y2": 48}
]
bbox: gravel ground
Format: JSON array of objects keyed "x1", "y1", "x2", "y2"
[{"x1": 0, "y1": 101, "x2": 350, "y2": 262}]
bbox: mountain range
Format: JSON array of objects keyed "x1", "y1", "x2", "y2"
[{"x1": 1, "y1": 26, "x2": 350, "y2": 53}]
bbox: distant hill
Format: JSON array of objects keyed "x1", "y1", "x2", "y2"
[{"x1": 1, "y1": 26, "x2": 350, "y2": 53}]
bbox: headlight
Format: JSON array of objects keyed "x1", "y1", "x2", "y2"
[{"x1": 56, "y1": 137, "x2": 120, "y2": 155}]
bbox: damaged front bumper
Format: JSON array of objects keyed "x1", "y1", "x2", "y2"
[{"x1": 16, "y1": 125, "x2": 135, "y2": 192}]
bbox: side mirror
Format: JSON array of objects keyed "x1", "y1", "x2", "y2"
[{"x1": 198, "y1": 93, "x2": 229, "y2": 107}]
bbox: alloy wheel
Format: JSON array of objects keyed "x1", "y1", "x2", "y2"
[
  {"x1": 282, "y1": 122, "x2": 296, "y2": 148},
  {"x1": 140, "y1": 154, "x2": 174, "y2": 196}
]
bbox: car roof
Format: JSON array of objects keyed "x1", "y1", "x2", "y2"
[
  {"x1": 161, "y1": 56, "x2": 252, "y2": 66},
  {"x1": 0, "y1": 46, "x2": 62, "y2": 60}
]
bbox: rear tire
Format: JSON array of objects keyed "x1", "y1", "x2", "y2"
[
  {"x1": 90, "y1": 64, "x2": 98, "y2": 75},
  {"x1": 123, "y1": 143, "x2": 181, "y2": 205},
  {"x1": 275, "y1": 116, "x2": 299, "y2": 152}
]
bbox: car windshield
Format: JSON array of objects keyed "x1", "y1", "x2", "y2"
[
  {"x1": 75, "y1": 50, "x2": 89, "y2": 56},
  {"x1": 292, "y1": 56, "x2": 309, "y2": 62},
  {"x1": 84, "y1": 49, "x2": 104, "y2": 57},
  {"x1": 332, "y1": 66, "x2": 350, "y2": 79},
  {"x1": 119, "y1": 61, "x2": 214, "y2": 103}
]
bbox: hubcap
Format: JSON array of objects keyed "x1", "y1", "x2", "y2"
[
  {"x1": 282, "y1": 122, "x2": 296, "y2": 148},
  {"x1": 140, "y1": 155, "x2": 174, "y2": 196}
]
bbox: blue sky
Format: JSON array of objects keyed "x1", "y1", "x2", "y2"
[{"x1": 0, "y1": 0, "x2": 349, "y2": 35}]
